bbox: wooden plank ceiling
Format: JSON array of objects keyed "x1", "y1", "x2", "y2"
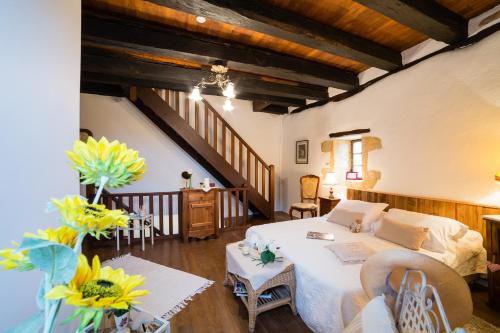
[{"x1": 82, "y1": 0, "x2": 500, "y2": 114}]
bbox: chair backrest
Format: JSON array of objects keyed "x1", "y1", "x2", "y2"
[
  {"x1": 394, "y1": 270, "x2": 454, "y2": 333},
  {"x1": 300, "y1": 175, "x2": 320, "y2": 203}
]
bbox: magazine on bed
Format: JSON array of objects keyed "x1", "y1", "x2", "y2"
[
  {"x1": 306, "y1": 231, "x2": 335, "y2": 241},
  {"x1": 326, "y1": 242, "x2": 374, "y2": 264}
]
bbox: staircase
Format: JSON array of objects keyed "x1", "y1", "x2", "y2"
[{"x1": 129, "y1": 87, "x2": 275, "y2": 219}]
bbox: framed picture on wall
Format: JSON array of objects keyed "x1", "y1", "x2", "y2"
[{"x1": 296, "y1": 140, "x2": 309, "y2": 164}]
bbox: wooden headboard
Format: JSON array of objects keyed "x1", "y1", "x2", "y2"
[{"x1": 347, "y1": 188, "x2": 500, "y2": 236}]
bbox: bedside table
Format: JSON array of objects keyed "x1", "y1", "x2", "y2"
[
  {"x1": 319, "y1": 197, "x2": 341, "y2": 216},
  {"x1": 483, "y1": 215, "x2": 500, "y2": 310}
]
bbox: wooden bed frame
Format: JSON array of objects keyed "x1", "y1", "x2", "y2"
[{"x1": 347, "y1": 188, "x2": 500, "y2": 238}]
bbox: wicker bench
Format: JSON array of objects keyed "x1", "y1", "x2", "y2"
[{"x1": 225, "y1": 264, "x2": 297, "y2": 332}]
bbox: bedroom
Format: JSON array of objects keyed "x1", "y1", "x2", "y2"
[{"x1": 1, "y1": 0, "x2": 500, "y2": 332}]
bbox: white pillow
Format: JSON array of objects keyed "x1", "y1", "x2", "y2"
[
  {"x1": 329, "y1": 200, "x2": 388, "y2": 232},
  {"x1": 386, "y1": 208, "x2": 469, "y2": 253},
  {"x1": 342, "y1": 295, "x2": 398, "y2": 333}
]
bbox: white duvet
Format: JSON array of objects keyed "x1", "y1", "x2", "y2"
[{"x1": 245, "y1": 216, "x2": 486, "y2": 333}]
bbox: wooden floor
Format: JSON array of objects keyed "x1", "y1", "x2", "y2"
[{"x1": 87, "y1": 212, "x2": 500, "y2": 332}]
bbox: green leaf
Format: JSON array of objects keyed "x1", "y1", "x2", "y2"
[
  {"x1": 6, "y1": 312, "x2": 43, "y2": 333},
  {"x1": 93, "y1": 311, "x2": 104, "y2": 331},
  {"x1": 29, "y1": 244, "x2": 77, "y2": 284},
  {"x1": 62, "y1": 308, "x2": 85, "y2": 325},
  {"x1": 16, "y1": 237, "x2": 53, "y2": 252},
  {"x1": 78, "y1": 309, "x2": 97, "y2": 333}
]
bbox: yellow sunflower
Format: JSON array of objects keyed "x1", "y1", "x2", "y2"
[
  {"x1": 0, "y1": 226, "x2": 78, "y2": 271},
  {"x1": 0, "y1": 242, "x2": 33, "y2": 271},
  {"x1": 46, "y1": 255, "x2": 148, "y2": 310},
  {"x1": 24, "y1": 226, "x2": 79, "y2": 248},
  {"x1": 51, "y1": 195, "x2": 128, "y2": 239},
  {"x1": 66, "y1": 137, "x2": 146, "y2": 188}
]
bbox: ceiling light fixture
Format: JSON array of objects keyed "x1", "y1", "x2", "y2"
[
  {"x1": 189, "y1": 62, "x2": 236, "y2": 112},
  {"x1": 223, "y1": 98, "x2": 234, "y2": 112},
  {"x1": 196, "y1": 16, "x2": 206, "y2": 24}
]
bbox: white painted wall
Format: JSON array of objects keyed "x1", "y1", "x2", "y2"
[
  {"x1": 0, "y1": 0, "x2": 81, "y2": 329},
  {"x1": 281, "y1": 31, "x2": 500, "y2": 210}
]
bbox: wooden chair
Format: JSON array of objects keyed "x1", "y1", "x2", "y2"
[{"x1": 289, "y1": 175, "x2": 320, "y2": 219}]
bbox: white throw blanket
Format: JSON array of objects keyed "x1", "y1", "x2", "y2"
[
  {"x1": 245, "y1": 217, "x2": 485, "y2": 333},
  {"x1": 104, "y1": 254, "x2": 214, "y2": 320},
  {"x1": 226, "y1": 242, "x2": 292, "y2": 289}
]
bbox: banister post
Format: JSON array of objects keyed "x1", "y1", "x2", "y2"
[
  {"x1": 243, "y1": 184, "x2": 249, "y2": 226},
  {"x1": 269, "y1": 165, "x2": 275, "y2": 221},
  {"x1": 130, "y1": 86, "x2": 137, "y2": 102}
]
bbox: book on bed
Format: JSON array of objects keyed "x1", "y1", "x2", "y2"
[
  {"x1": 326, "y1": 242, "x2": 374, "y2": 264},
  {"x1": 307, "y1": 231, "x2": 335, "y2": 241}
]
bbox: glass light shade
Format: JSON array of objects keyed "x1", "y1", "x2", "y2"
[
  {"x1": 323, "y1": 172, "x2": 338, "y2": 185},
  {"x1": 188, "y1": 86, "x2": 202, "y2": 101},
  {"x1": 222, "y1": 83, "x2": 235, "y2": 98},
  {"x1": 223, "y1": 98, "x2": 234, "y2": 112}
]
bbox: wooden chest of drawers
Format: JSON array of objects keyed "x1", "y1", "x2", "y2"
[
  {"x1": 484, "y1": 215, "x2": 500, "y2": 309},
  {"x1": 181, "y1": 189, "x2": 219, "y2": 242}
]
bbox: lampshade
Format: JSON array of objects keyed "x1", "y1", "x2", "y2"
[
  {"x1": 188, "y1": 86, "x2": 202, "y2": 101},
  {"x1": 323, "y1": 172, "x2": 338, "y2": 186},
  {"x1": 223, "y1": 98, "x2": 234, "y2": 112},
  {"x1": 496, "y1": 172, "x2": 500, "y2": 182}
]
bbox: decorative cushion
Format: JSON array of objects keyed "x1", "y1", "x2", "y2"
[
  {"x1": 327, "y1": 208, "x2": 365, "y2": 228},
  {"x1": 328, "y1": 200, "x2": 388, "y2": 232},
  {"x1": 291, "y1": 202, "x2": 318, "y2": 210},
  {"x1": 342, "y1": 295, "x2": 398, "y2": 333},
  {"x1": 375, "y1": 216, "x2": 429, "y2": 250},
  {"x1": 386, "y1": 208, "x2": 469, "y2": 253}
]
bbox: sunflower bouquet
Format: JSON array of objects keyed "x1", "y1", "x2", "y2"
[{"x1": 1, "y1": 137, "x2": 148, "y2": 333}]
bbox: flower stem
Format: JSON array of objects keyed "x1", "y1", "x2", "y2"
[
  {"x1": 92, "y1": 176, "x2": 109, "y2": 205},
  {"x1": 73, "y1": 232, "x2": 87, "y2": 253},
  {"x1": 44, "y1": 299, "x2": 61, "y2": 333}
]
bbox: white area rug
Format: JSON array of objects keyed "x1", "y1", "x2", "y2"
[{"x1": 104, "y1": 254, "x2": 214, "y2": 320}]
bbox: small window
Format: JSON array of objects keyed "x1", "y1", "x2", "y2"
[{"x1": 350, "y1": 139, "x2": 363, "y2": 180}]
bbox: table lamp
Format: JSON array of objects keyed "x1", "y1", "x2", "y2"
[{"x1": 323, "y1": 172, "x2": 338, "y2": 199}]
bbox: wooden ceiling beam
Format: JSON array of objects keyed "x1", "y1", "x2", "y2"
[
  {"x1": 81, "y1": 81, "x2": 127, "y2": 97},
  {"x1": 81, "y1": 71, "x2": 307, "y2": 107},
  {"x1": 82, "y1": 10, "x2": 358, "y2": 89},
  {"x1": 353, "y1": 0, "x2": 467, "y2": 43},
  {"x1": 254, "y1": 104, "x2": 289, "y2": 115},
  {"x1": 81, "y1": 46, "x2": 328, "y2": 100},
  {"x1": 146, "y1": 0, "x2": 402, "y2": 70}
]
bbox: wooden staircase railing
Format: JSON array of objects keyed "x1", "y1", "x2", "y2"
[
  {"x1": 130, "y1": 86, "x2": 275, "y2": 219},
  {"x1": 84, "y1": 187, "x2": 250, "y2": 247}
]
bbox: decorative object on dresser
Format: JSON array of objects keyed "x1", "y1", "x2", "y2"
[
  {"x1": 181, "y1": 188, "x2": 219, "y2": 242},
  {"x1": 295, "y1": 140, "x2": 309, "y2": 164},
  {"x1": 225, "y1": 242, "x2": 296, "y2": 333},
  {"x1": 319, "y1": 196, "x2": 341, "y2": 216},
  {"x1": 322, "y1": 171, "x2": 338, "y2": 198},
  {"x1": 289, "y1": 174, "x2": 320, "y2": 219},
  {"x1": 181, "y1": 170, "x2": 193, "y2": 189},
  {"x1": 483, "y1": 215, "x2": 500, "y2": 310}
]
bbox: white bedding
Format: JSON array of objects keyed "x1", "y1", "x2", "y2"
[{"x1": 245, "y1": 216, "x2": 486, "y2": 333}]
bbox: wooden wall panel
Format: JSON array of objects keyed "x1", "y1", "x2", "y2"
[{"x1": 347, "y1": 188, "x2": 500, "y2": 237}]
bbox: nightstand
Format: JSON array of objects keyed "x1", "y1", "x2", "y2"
[
  {"x1": 483, "y1": 215, "x2": 500, "y2": 310},
  {"x1": 319, "y1": 197, "x2": 341, "y2": 216}
]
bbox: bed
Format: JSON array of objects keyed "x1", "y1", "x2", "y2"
[{"x1": 245, "y1": 215, "x2": 486, "y2": 333}]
